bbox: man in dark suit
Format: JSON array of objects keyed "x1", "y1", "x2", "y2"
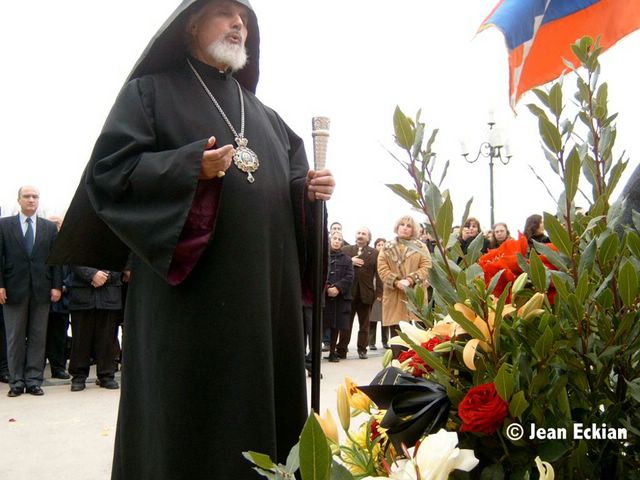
[
  {"x1": 337, "y1": 227, "x2": 379, "y2": 359},
  {"x1": 0, "y1": 205, "x2": 7, "y2": 384},
  {"x1": 0, "y1": 186, "x2": 62, "y2": 397}
]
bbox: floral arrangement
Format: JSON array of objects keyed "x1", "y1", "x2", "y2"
[{"x1": 245, "y1": 37, "x2": 639, "y2": 480}]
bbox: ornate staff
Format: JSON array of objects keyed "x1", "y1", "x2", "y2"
[{"x1": 310, "y1": 116, "x2": 330, "y2": 412}]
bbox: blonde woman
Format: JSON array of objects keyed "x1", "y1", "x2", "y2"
[{"x1": 377, "y1": 215, "x2": 432, "y2": 336}]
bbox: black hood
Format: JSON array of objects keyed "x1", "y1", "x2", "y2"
[{"x1": 127, "y1": 0, "x2": 260, "y2": 93}]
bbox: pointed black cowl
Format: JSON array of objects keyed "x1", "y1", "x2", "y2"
[{"x1": 128, "y1": 0, "x2": 260, "y2": 92}]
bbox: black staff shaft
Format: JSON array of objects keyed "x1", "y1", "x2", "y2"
[{"x1": 310, "y1": 199, "x2": 325, "y2": 412}]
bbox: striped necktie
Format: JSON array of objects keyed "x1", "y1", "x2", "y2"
[{"x1": 24, "y1": 217, "x2": 34, "y2": 255}]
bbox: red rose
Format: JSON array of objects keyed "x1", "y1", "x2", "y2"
[
  {"x1": 397, "y1": 336, "x2": 450, "y2": 377},
  {"x1": 458, "y1": 382, "x2": 509, "y2": 434}
]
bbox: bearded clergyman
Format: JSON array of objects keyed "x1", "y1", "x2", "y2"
[{"x1": 49, "y1": 1, "x2": 334, "y2": 478}]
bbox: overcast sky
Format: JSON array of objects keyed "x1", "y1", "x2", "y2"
[{"x1": 1, "y1": 1, "x2": 638, "y2": 241}]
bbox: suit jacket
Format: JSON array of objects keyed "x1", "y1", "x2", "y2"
[
  {"x1": 0, "y1": 215, "x2": 62, "y2": 304},
  {"x1": 342, "y1": 244, "x2": 378, "y2": 304}
]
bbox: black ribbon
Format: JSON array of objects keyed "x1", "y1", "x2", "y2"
[{"x1": 359, "y1": 367, "x2": 451, "y2": 450}]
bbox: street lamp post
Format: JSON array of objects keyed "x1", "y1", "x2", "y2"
[{"x1": 461, "y1": 122, "x2": 512, "y2": 228}]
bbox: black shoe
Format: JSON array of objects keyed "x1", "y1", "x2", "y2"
[
  {"x1": 327, "y1": 353, "x2": 340, "y2": 363},
  {"x1": 369, "y1": 345, "x2": 378, "y2": 351},
  {"x1": 51, "y1": 370, "x2": 71, "y2": 380},
  {"x1": 97, "y1": 378, "x2": 119, "y2": 390},
  {"x1": 70, "y1": 381, "x2": 86, "y2": 392},
  {"x1": 26, "y1": 385, "x2": 44, "y2": 396},
  {"x1": 0, "y1": 373, "x2": 9, "y2": 384},
  {"x1": 7, "y1": 386, "x2": 24, "y2": 397},
  {"x1": 358, "y1": 352, "x2": 368, "y2": 360},
  {"x1": 337, "y1": 353, "x2": 347, "y2": 359}
]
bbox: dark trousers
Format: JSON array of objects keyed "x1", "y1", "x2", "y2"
[
  {"x1": 0, "y1": 306, "x2": 8, "y2": 375},
  {"x1": 3, "y1": 297, "x2": 50, "y2": 388},
  {"x1": 368, "y1": 322, "x2": 390, "y2": 347},
  {"x1": 336, "y1": 297, "x2": 372, "y2": 356},
  {"x1": 69, "y1": 309, "x2": 118, "y2": 381},
  {"x1": 46, "y1": 311, "x2": 69, "y2": 373}
]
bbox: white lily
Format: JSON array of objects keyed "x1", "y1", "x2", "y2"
[
  {"x1": 362, "y1": 430, "x2": 478, "y2": 480},
  {"x1": 415, "y1": 429, "x2": 479, "y2": 479},
  {"x1": 362, "y1": 459, "x2": 417, "y2": 480},
  {"x1": 388, "y1": 321, "x2": 435, "y2": 348}
]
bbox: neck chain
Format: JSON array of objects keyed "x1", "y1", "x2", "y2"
[{"x1": 187, "y1": 59, "x2": 259, "y2": 183}]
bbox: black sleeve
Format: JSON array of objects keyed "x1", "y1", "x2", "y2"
[
  {"x1": 50, "y1": 78, "x2": 206, "y2": 279},
  {"x1": 333, "y1": 257, "x2": 354, "y2": 295},
  {"x1": 71, "y1": 266, "x2": 99, "y2": 285}
]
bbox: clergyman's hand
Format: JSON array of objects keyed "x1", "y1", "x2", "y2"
[
  {"x1": 200, "y1": 136, "x2": 235, "y2": 180},
  {"x1": 306, "y1": 169, "x2": 335, "y2": 202},
  {"x1": 0, "y1": 288, "x2": 6, "y2": 304}
]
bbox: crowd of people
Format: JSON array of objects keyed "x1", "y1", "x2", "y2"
[
  {"x1": 311, "y1": 212, "x2": 553, "y2": 363},
  {"x1": 0, "y1": 184, "x2": 555, "y2": 397}
]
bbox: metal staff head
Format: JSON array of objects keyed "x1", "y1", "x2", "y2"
[{"x1": 311, "y1": 116, "x2": 330, "y2": 170}]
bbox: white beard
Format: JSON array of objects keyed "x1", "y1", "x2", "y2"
[{"x1": 206, "y1": 38, "x2": 248, "y2": 72}]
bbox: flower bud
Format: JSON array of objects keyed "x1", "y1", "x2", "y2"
[
  {"x1": 336, "y1": 384, "x2": 351, "y2": 431},
  {"x1": 383, "y1": 348, "x2": 394, "y2": 367},
  {"x1": 314, "y1": 409, "x2": 339, "y2": 444},
  {"x1": 511, "y1": 272, "x2": 528, "y2": 299},
  {"x1": 534, "y1": 456, "x2": 555, "y2": 480},
  {"x1": 432, "y1": 341, "x2": 453, "y2": 352},
  {"x1": 519, "y1": 292, "x2": 545, "y2": 319}
]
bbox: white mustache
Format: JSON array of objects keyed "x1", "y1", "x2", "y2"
[{"x1": 225, "y1": 31, "x2": 243, "y2": 43}]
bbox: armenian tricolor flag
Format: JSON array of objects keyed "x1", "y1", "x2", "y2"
[{"x1": 480, "y1": 0, "x2": 640, "y2": 108}]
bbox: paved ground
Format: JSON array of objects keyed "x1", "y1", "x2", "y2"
[{"x1": 0, "y1": 344, "x2": 388, "y2": 480}]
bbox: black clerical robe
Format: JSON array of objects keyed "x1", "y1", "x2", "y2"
[{"x1": 54, "y1": 59, "x2": 311, "y2": 479}]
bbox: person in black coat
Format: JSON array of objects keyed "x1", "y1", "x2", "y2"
[
  {"x1": 48, "y1": 2, "x2": 334, "y2": 477},
  {"x1": 68, "y1": 266, "x2": 123, "y2": 391},
  {"x1": 46, "y1": 264, "x2": 72, "y2": 379},
  {"x1": 458, "y1": 216, "x2": 490, "y2": 256},
  {"x1": 323, "y1": 233, "x2": 354, "y2": 362},
  {"x1": 46, "y1": 216, "x2": 72, "y2": 379},
  {"x1": 523, "y1": 214, "x2": 551, "y2": 249}
]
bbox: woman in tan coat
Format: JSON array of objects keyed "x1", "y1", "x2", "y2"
[{"x1": 377, "y1": 215, "x2": 432, "y2": 336}]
